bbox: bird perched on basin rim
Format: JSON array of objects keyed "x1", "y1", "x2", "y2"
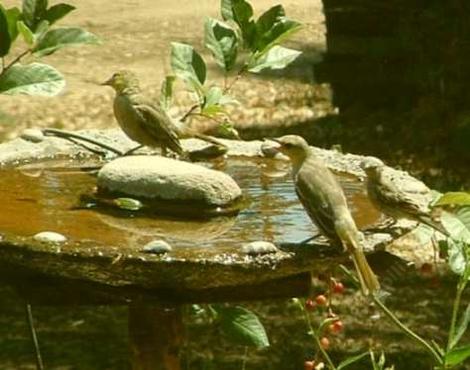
[
  {"x1": 102, "y1": 70, "x2": 183, "y2": 156},
  {"x1": 272, "y1": 135, "x2": 380, "y2": 295},
  {"x1": 360, "y1": 157, "x2": 449, "y2": 236}
]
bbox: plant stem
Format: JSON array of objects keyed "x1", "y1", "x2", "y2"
[
  {"x1": 180, "y1": 104, "x2": 199, "y2": 122},
  {"x1": 241, "y1": 346, "x2": 248, "y2": 370},
  {"x1": 300, "y1": 304, "x2": 337, "y2": 370},
  {"x1": 447, "y1": 277, "x2": 467, "y2": 351},
  {"x1": 42, "y1": 128, "x2": 124, "y2": 155},
  {"x1": 25, "y1": 303, "x2": 44, "y2": 370},
  {"x1": 372, "y1": 295, "x2": 443, "y2": 365},
  {"x1": 1, "y1": 49, "x2": 32, "y2": 76},
  {"x1": 223, "y1": 64, "x2": 247, "y2": 94}
]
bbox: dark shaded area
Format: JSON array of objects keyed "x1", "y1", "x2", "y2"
[
  {"x1": 314, "y1": 0, "x2": 470, "y2": 190},
  {"x1": 1, "y1": 270, "x2": 468, "y2": 370}
]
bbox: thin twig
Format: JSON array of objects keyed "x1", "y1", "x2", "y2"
[
  {"x1": 180, "y1": 104, "x2": 199, "y2": 123},
  {"x1": 447, "y1": 278, "x2": 467, "y2": 351},
  {"x1": 299, "y1": 301, "x2": 337, "y2": 369},
  {"x1": 241, "y1": 346, "x2": 248, "y2": 370},
  {"x1": 372, "y1": 295, "x2": 443, "y2": 364},
  {"x1": 42, "y1": 128, "x2": 124, "y2": 155},
  {"x1": 2, "y1": 49, "x2": 32, "y2": 76},
  {"x1": 223, "y1": 64, "x2": 248, "y2": 94},
  {"x1": 25, "y1": 304, "x2": 44, "y2": 370},
  {"x1": 191, "y1": 112, "x2": 224, "y2": 125}
]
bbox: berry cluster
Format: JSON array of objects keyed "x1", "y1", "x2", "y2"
[{"x1": 303, "y1": 278, "x2": 346, "y2": 369}]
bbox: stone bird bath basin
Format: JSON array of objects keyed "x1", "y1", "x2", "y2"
[{"x1": 0, "y1": 129, "x2": 431, "y2": 369}]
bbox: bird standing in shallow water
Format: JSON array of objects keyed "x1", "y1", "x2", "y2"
[
  {"x1": 272, "y1": 135, "x2": 380, "y2": 295},
  {"x1": 360, "y1": 157, "x2": 449, "y2": 236},
  {"x1": 102, "y1": 70, "x2": 183, "y2": 156}
]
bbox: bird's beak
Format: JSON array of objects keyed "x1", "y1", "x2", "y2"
[
  {"x1": 264, "y1": 137, "x2": 281, "y2": 144},
  {"x1": 100, "y1": 77, "x2": 113, "y2": 86}
]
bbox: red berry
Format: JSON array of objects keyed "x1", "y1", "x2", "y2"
[
  {"x1": 320, "y1": 336, "x2": 330, "y2": 349},
  {"x1": 329, "y1": 320, "x2": 344, "y2": 333},
  {"x1": 305, "y1": 299, "x2": 316, "y2": 311},
  {"x1": 304, "y1": 360, "x2": 315, "y2": 370},
  {"x1": 315, "y1": 294, "x2": 327, "y2": 306},
  {"x1": 332, "y1": 281, "x2": 345, "y2": 294},
  {"x1": 420, "y1": 263, "x2": 433, "y2": 276}
]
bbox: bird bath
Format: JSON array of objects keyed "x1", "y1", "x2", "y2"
[{"x1": 0, "y1": 130, "x2": 421, "y2": 369}]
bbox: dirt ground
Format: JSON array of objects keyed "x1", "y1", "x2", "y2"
[{"x1": 0, "y1": 0, "x2": 328, "y2": 140}]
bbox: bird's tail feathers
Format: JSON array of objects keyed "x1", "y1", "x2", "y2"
[
  {"x1": 351, "y1": 248, "x2": 381, "y2": 295},
  {"x1": 418, "y1": 214, "x2": 450, "y2": 237},
  {"x1": 337, "y1": 219, "x2": 380, "y2": 295}
]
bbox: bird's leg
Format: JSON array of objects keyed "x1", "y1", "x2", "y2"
[
  {"x1": 161, "y1": 146, "x2": 168, "y2": 157},
  {"x1": 123, "y1": 145, "x2": 144, "y2": 156},
  {"x1": 298, "y1": 233, "x2": 322, "y2": 245},
  {"x1": 362, "y1": 217, "x2": 397, "y2": 234}
]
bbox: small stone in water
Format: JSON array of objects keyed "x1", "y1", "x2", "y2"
[
  {"x1": 33, "y1": 231, "x2": 67, "y2": 243},
  {"x1": 242, "y1": 241, "x2": 278, "y2": 255},
  {"x1": 21, "y1": 129, "x2": 45, "y2": 143},
  {"x1": 260, "y1": 141, "x2": 280, "y2": 158},
  {"x1": 114, "y1": 197, "x2": 143, "y2": 211},
  {"x1": 142, "y1": 240, "x2": 172, "y2": 254}
]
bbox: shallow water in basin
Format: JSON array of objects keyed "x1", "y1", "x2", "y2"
[{"x1": 0, "y1": 157, "x2": 381, "y2": 250}]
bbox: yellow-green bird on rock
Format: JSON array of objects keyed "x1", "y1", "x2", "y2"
[
  {"x1": 360, "y1": 157, "x2": 449, "y2": 236},
  {"x1": 272, "y1": 135, "x2": 380, "y2": 295},
  {"x1": 102, "y1": 70, "x2": 183, "y2": 156}
]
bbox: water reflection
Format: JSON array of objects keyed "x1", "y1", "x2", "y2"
[{"x1": 0, "y1": 158, "x2": 381, "y2": 250}]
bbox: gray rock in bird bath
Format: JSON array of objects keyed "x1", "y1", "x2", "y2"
[{"x1": 97, "y1": 155, "x2": 242, "y2": 207}]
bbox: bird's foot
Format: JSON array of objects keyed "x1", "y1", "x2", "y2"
[
  {"x1": 298, "y1": 233, "x2": 322, "y2": 245},
  {"x1": 122, "y1": 145, "x2": 144, "y2": 156}
]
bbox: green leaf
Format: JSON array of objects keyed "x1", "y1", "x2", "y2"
[
  {"x1": 456, "y1": 207, "x2": 470, "y2": 231},
  {"x1": 204, "y1": 86, "x2": 223, "y2": 107},
  {"x1": 5, "y1": 7, "x2": 21, "y2": 44},
  {"x1": 34, "y1": 20, "x2": 49, "y2": 40},
  {"x1": 221, "y1": 0, "x2": 234, "y2": 21},
  {"x1": 447, "y1": 240, "x2": 467, "y2": 275},
  {"x1": 114, "y1": 197, "x2": 143, "y2": 211},
  {"x1": 22, "y1": 0, "x2": 48, "y2": 31},
  {"x1": 0, "y1": 62, "x2": 65, "y2": 96},
  {"x1": 337, "y1": 351, "x2": 369, "y2": 369},
  {"x1": 204, "y1": 18, "x2": 238, "y2": 71},
  {"x1": 170, "y1": 42, "x2": 206, "y2": 95},
  {"x1": 17, "y1": 20, "x2": 35, "y2": 46},
  {"x1": 435, "y1": 192, "x2": 470, "y2": 207},
  {"x1": 450, "y1": 303, "x2": 470, "y2": 349},
  {"x1": 33, "y1": 27, "x2": 100, "y2": 56},
  {"x1": 441, "y1": 211, "x2": 470, "y2": 244},
  {"x1": 445, "y1": 345, "x2": 470, "y2": 366},
  {"x1": 0, "y1": 5, "x2": 11, "y2": 57},
  {"x1": 231, "y1": 0, "x2": 256, "y2": 49},
  {"x1": 255, "y1": 5, "x2": 302, "y2": 53},
  {"x1": 214, "y1": 305, "x2": 269, "y2": 348},
  {"x1": 215, "y1": 120, "x2": 240, "y2": 139},
  {"x1": 44, "y1": 3, "x2": 76, "y2": 25},
  {"x1": 248, "y1": 45, "x2": 301, "y2": 73},
  {"x1": 159, "y1": 75, "x2": 176, "y2": 111}
]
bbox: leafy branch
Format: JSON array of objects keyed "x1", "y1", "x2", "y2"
[
  {"x1": 160, "y1": 0, "x2": 303, "y2": 134},
  {"x1": 0, "y1": 0, "x2": 99, "y2": 97}
]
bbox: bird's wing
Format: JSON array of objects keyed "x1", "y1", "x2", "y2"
[
  {"x1": 295, "y1": 172, "x2": 339, "y2": 241},
  {"x1": 133, "y1": 101, "x2": 183, "y2": 154},
  {"x1": 375, "y1": 174, "x2": 426, "y2": 215}
]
